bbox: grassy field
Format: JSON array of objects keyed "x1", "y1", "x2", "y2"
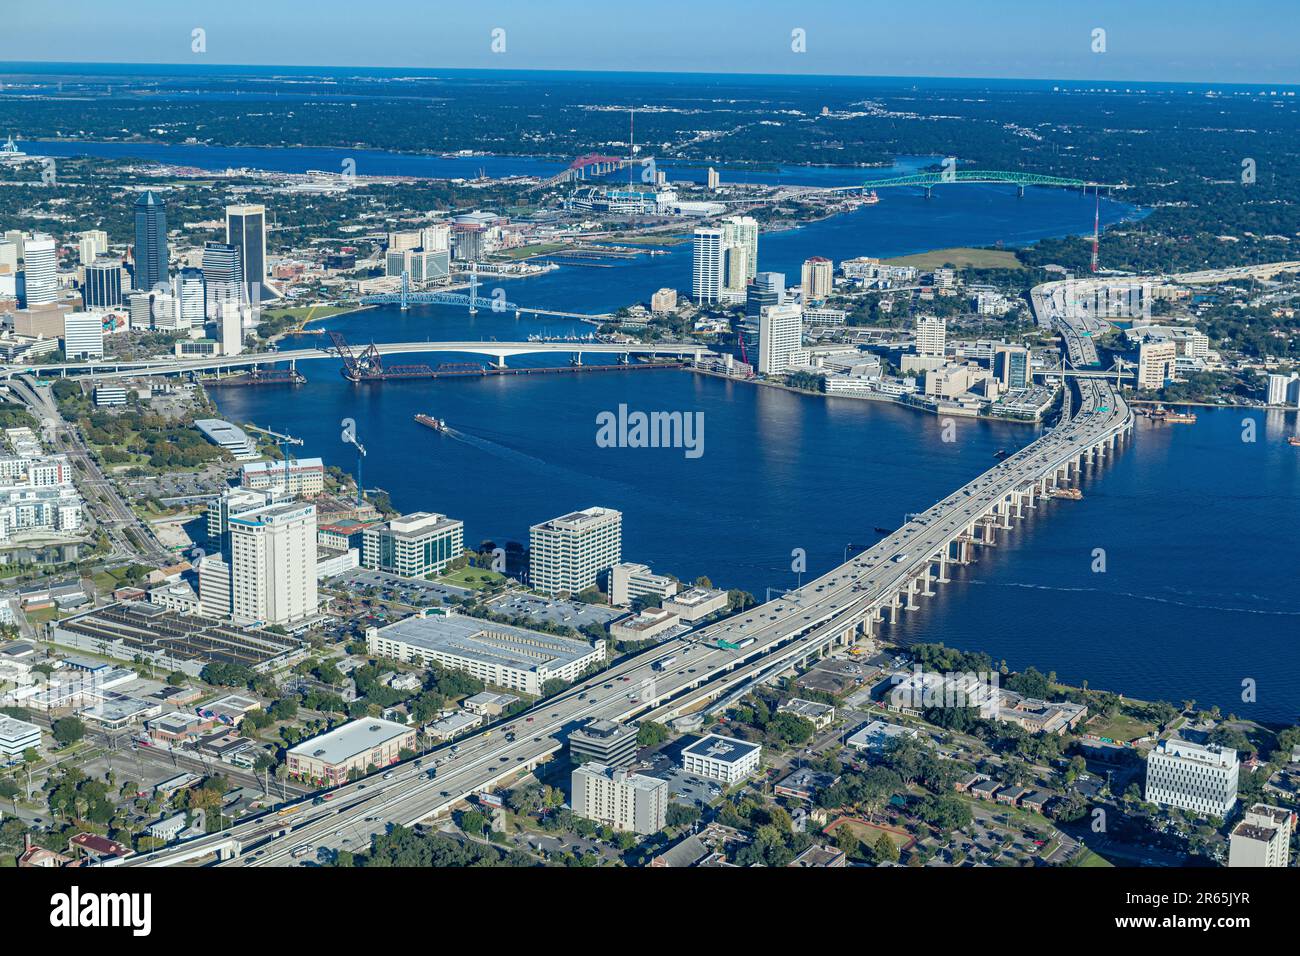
[
  {"x1": 1072, "y1": 847, "x2": 1114, "y2": 867},
  {"x1": 882, "y1": 247, "x2": 1024, "y2": 270},
  {"x1": 437, "y1": 566, "x2": 506, "y2": 590},
  {"x1": 1084, "y1": 710, "x2": 1155, "y2": 743}
]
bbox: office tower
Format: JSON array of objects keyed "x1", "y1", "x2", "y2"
[
  {"x1": 0, "y1": 239, "x2": 17, "y2": 273},
  {"x1": 3, "y1": 231, "x2": 23, "y2": 260},
  {"x1": 77, "y1": 229, "x2": 108, "y2": 266},
  {"x1": 229, "y1": 501, "x2": 318, "y2": 626},
  {"x1": 758, "y1": 303, "x2": 803, "y2": 376},
  {"x1": 801, "y1": 256, "x2": 833, "y2": 301},
  {"x1": 746, "y1": 272, "x2": 785, "y2": 318},
  {"x1": 62, "y1": 312, "x2": 104, "y2": 360},
  {"x1": 572, "y1": 763, "x2": 667, "y2": 834},
  {"x1": 915, "y1": 315, "x2": 947, "y2": 357},
  {"x1": 149, "y1": 293, "x2": 183, "y2": 331},
  {"x1": 133, "y1": 191, "x2": 169, "y2": 293},
  {"x1": 420, "y1": 224, "x2": 451, "y2": 253},
  {"x1": 692, "y1": 227, "x2": 724, "y2": 304},
  {"x1": 225, "y1": 203, "x2": 267, "y2": 293},
  {"x1": 1137, "y1": 340, "x2": 1177, "y2": 390},
  {"x1": 724, "y1": 245, "x2": 749, "y2": 294},
  {"x1": 386, "y1": 247, "x2": 449, "y2": 284},
  {"x1": 994, "y1": 344, "x2": 1030, "y2": 390},
  {"x1": 721, "y1": 215, "x2": 759, "y2": 285},
  {"x1": 387, "y1": 230, "x2": 422, "y2": 253},
  {"x1": 529, "y1": 506, "x2": 622, "y2": 596},
  {"x1": 361, "y1": 512, "x2": 464, "y2": 578},
  {"x1": 1228, "y1": 804, "x2": 1293, "y2": 868},
  {"x1": 125, "y1": 291, "x2": 153, "y2": 330},
  {"x1": 1144, "y1": 739, "x2": 1239, "y2": 818},
  {"x1": 198, "y1": 557, "x2": 233, "y2": 618},
  {"x1": 202, "y1": 241, "x2": 244, "y2": 319},
  {"x1": 19, "y1": 234, "x2": 58, "y2": 307},
  {"x1": 1266, "y1": 372, "x2": 1300, "y2": 407},
  {"x1": 706, "y1": 167, "x2": 720, "y2": 189},
  {"x1": 82, "y1": 257, "x2": 123, "y2": 309},
  {"x1": 176, "y1": 267, "x2": 205, "y2": 329},
  {"x1": 219, "y1": 301, "x2": 244, "y2": 356}
]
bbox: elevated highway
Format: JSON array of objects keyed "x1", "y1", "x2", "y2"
[{"x1": 126, "y1": 283, "x2": 1132, "y2": 867}]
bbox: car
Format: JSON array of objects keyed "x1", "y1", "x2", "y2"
[{"x1": 526, "y1": 716, "x2": 534, "y2": 722}]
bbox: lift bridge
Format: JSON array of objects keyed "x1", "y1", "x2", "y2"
[{"x1": 359, "y1": 270, "x2": 520, "y2": 313}]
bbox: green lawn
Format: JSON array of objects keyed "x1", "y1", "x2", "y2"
[
  {"x1": 436, "y1": 566, "x2": 506, "y2": 590},
  {"x1": 1073, "y1": 848, "x2": 1114, "y2": 867},
  {"x1": 882, "y1": 247, "x2": 1024, "y2": 270},
  {"x1": 1084, "y1": 711, "x2": 1155, "y2": 744}
]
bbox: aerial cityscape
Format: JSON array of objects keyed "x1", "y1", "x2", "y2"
[{"x1": 0, "y1": 0, "x2": 1296, "y2": 919}]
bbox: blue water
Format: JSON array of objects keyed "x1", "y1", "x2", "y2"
[{"x1": 191, "y1": 150, "x2": 1296, "y2": 721}]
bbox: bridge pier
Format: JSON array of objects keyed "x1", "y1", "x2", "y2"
[
  {"x1": 889, "y1": 592, "x2": 901, "y2": 624},
  {"x1": 936, "y1": 550, "x2": 951, "y2": 583},
  {"x1": 495, "y1": 355, "x2": 507, "y2": 369},
  {"x1": 1017, "y1": 184, "x2": 1025, "y2": 198},
  {"x1": 924, "y1": 185, "x2": 933, "y2": 200},
  {"x1": 905, "y1": 579, "x2": 918, "y2": 610},
  {"x1": 921, "y1": 567, "x2": 935, "y2": 597}
]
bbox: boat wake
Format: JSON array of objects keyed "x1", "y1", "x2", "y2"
[{"x1": 969, "y1": 580, "x2": 1300, "y2": 616}]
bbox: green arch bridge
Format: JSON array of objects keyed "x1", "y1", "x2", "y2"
[{"x1": 860, "y1": 170, "x2": 1114, "y2": 191}]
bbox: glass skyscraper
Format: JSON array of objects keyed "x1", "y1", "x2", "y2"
[{"x1": 133, "y1": 190, "x2": 169, "y2": 293}]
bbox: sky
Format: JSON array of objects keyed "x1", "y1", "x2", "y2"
[{"x1": 3, "y1": 0, "x2": 1299, "y2": 85}]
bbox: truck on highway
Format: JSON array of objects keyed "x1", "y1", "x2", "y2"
[
  {"x1": 653, "y1": 655, "x2": 678, "y2": 672},
  {"x1": 715, "y1": 639, "x2": 740, "y2": 650},
  {"x1": 290, "y1": 844, "x2": 313, "y2": 859}
]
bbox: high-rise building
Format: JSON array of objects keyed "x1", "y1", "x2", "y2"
[
  {"x1": 758, "y1": 303, "x2": 803, "y2": 376},
  {"x1": 176, "y1": 268, "x2": 205, "y2": 329},
  {"x1": 420, "y1": 224, "x2": 451, "y2": 253},
  {"x1": 20, "y1": 235, "x2": 58, "y2": 307},
  {"x1": 529, "y1": 506, "x2": 622, "y2": 596},
  {"x1": 1228, "y1": 804, "x2": 1293, "y2": 867},
  {"x1": 915, "y1": 315, "x2": 947, "y2": 357},
  {"x1": 202, "y1": 241, "x2": 244, "y2": 320},
  {"x1": 228, "y1": 501, "x2": 318, "y2": 627},
  {"x1": 361, "y1": 511, "x2": 464, "y2": 578},
  {"x1": 225, "y1": 203, "x2": 267, "y2": 294},
  {"x1": 1137, "y1": 340, "x2": 1177, "y2": 390},
  {"x1": 801, "y1": 256, "x2": 833, "y2": 301},
  {"x1": 0, "y1": 236, "x2": 20, "y2": 270},
  {"x1": 692, "y1": 227, "x2": 724, "y2": 304},
  {"x1": 133, "y1": 191, "x2": 169, "y2": 293},
  {"x1": 198, "y1": 556, "x2": 233, "y2": 618},
  {"x1": 706, "y1": 167, "x2": 720, "y2": 189},
  {"x1": 62, "y1": 311, "x2": 105, "y2": 360},
  {"x1": 1144, "y1": 738, "x2": 1239, "y2": 818},
  {"x1": 387, "y1": 230, "x2": 422, "y2": 253},
  {"x1": 83, "y1": 257, "x2": 123, "y2": 309},
  {"x1": 571, "y1": 762, "x2": 667, "y2": 834},
  {"x1": 218, "y1": 302, "x2": 244, "y2": 356},
  {"x1": 746, "y1": 272, "x2": 785, "y2": 318},
  {"x1": 77, "y1": 229, "x2": 108, "y2": 266},
  {"x1": 994, "y1": 344, "x2": 1030, "y2": 390},
  {"x1": 1266, "y1": 372, "x2": 1300, "y2": 407},
  {"x1": 721, "y1": 215, "x2": 759, "y2": 285}
]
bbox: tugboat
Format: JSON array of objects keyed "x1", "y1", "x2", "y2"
[
  {"x1": 1289, "y1": 435, "x2": 1300, "y2": 447},
  {"x1": 414, "y1": 413, "x2": 448, "y2": 432}
]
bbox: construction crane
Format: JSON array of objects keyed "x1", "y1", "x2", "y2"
[{"x1": 245, "y1": 424, "x2": 304, "y2": 491}]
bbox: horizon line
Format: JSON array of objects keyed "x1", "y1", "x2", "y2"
[{"x1": 0, "y1": 59, "x2": 1297, "y2": 90}]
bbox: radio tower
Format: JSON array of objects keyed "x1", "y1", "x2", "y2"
[{"x1": 1090, "y1": 186, "x2": 1100, "y2": 274}]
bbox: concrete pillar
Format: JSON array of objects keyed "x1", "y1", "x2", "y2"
[
  {"x1": 937, "y1": 550, "x2": 951, "y2": 583},
  {"x1": 906, "y1": 580, "x2": 918, "y2": 610},
  {"x1": 889, "y1": 593, "x2": 900, "y2": 624},
  {"x1": 922, "y1": 567, "x2": 935, "y2": 596}
]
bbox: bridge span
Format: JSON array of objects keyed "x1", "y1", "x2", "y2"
[{"x1": 123, "y1": 281, "x2": 1133, "y2": 868}]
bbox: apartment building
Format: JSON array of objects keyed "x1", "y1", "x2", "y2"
[
  {"x1": 1228, "y1": 804, "x2": 1293, "y2": 867},
  {"x1": 571, "y1": 762, "x2": 668, "y2": 834},
  {"x1": 529, "y1": 506, "x2": 622, "y2": 596}
]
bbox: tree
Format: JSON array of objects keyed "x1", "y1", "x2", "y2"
[
  {"x1": 636, "y1": 721, "x2": 669, "y2": 748},
  {"x1": 874, "y1": 832, "x2": 900, "y2": 865},
  {"x1": 51, "y1": 717, "x2": 85, "y2": 747}
]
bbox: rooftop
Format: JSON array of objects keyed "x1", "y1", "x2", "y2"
[
  {"x1": 286, "y1": 717, "x2": 413, "y2": 766},
  {"x1": 682, "y1": 734, "x2": 761, "y2": 764},
  {"x1": 372, "y1": 612, "x2": 601, "y2": 675}
]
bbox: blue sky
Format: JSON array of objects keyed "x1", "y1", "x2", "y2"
[{"x1": 4, "y1": 0, "x2": 1298, "y2": 84}]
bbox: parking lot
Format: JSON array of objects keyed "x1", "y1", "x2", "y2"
[
  {"x1": 339, "y1": 569, "x2": 473, "y2": 606},
  {"x1": 487, "y1": 592, "x2": 622, "y2": 630}
]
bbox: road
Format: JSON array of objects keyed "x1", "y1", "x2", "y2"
[{"x1": 124, "y1": 281, "x2": 1132, "y2": 867}]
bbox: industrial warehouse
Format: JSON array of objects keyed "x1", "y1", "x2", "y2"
[{"x1": 51, "y1": 602, "x2": 309, "y2": 676}]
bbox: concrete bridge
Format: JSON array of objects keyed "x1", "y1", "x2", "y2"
[{"x1": 3, "y1": 340, "x2": 711, "y2": 380}]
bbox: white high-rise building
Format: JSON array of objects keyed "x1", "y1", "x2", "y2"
[
  {"x1": 62, "y1": 312, "x2": 104, "y2": 360},
  {"x1": 77, "y1": 230, "x2": 109, "y2": 266},
  {"x1": 198, "y1": 556, "x2": 233, "y2": 618},
  {"x1": 571, "y1": 762, "x2": 667, "y2": 835},
  {"x1": 21, "y1": 235, "x2": 58, "y2": 307},
  {"x1": 721, "y1": 215, "x2": 759, "y2": 285},
  {"x1": 1137, "y1": 340, "x2": 1178, "y2": 390},
  {"x1": 801, "y1": 257, "x2": 833, "y2": 301},
  {"x1": 219, "y1": 301, "x2": 244, "y2": 356},
  {"x1": 1266, "y1": 372, "x2": 1300, "y2": 407},
  {"x1": 692, "y1": 227, "x2": 724, "y2": 304},
  {"x1": 176, "y1": 269, "x2": 205, "y2": 330},
  {"x1": 1228, "y1": 804, "x2": 1293, "y2": 867},
  {"x1": 1144, "y1": 738, "x2": 1239, "y2": 818},
  {"x1": 758, "y1": 303, "x2": 803, "y2": 376},
  {"x1": 915, "y1": 315, "x2": 946, "y2": 357},
  {"x1": 420, "y1": 224, "x2": 451, "y2": 253},
  {"x1": 229, "y1": 502, "x2": 318, "y2": 626},
  {"x1": 529, "y1": 506, "x2": 622, "y2": 596}
]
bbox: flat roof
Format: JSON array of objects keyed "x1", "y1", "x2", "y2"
[
  {"x1": 373, "y1": 612, "x2": 600, "y2": 674},
  {"x1": 682, "y1": 734, "x2": 761, "y2": 764},
  {"x1": 286, "y1": 717, "x2": 413, "y2": 767}
]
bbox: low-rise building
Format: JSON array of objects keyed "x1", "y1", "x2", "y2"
[
  {"x1": 681, "y1": 734, "x2": 761, "y2": 785},
  {"x1": 776, "y1": 698, "x2": 836, "y2": 730},
  {"x1": 661, "y1": 587, "x2": 729, "y2": 623},
  {"x1": 609, "y1": 607, "x2": 679, "y2": 644},
  {"x1": 240, "y1": 457, "x2": 326, "y2": 496},
  {"x1": 0, "y1": 714, "x2": 41, "y2": 759},
  {"x1": 609, "y1": 562, "x2": 678, "y2": 607},
  {"x1": 285, "y1": 717, "x2": 416, "y2": 785},
  {"x1": 367, "y1": 611, "x2": 605, "y2": 696},
  {"x1": 462, "y1": 691, "x2": 520, "y2": 717},
  {"x1": 426, "y1": 710, "x2": 483, "y2": 740},
  {"x1": 361, "y1": 511, "x2": 464, "y2": 578},
  {"x1": 846, "y1": 719, "x2": 920, "y2": 754}
]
